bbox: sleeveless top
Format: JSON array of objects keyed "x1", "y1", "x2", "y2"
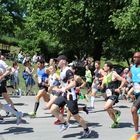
[
  {"x1": 103, "y1": 71, "x2": 119, "y2": 97},
  {"x1": 60, "y1": 67, "x2": 76, "y2": 100}
]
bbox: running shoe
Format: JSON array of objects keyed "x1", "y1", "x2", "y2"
[
  {"x1": 59, "y1": 123, "x2": 69, "y2": 132},
  {"x1": 111, "y1": 122, "x2": 119, "y2": 128},
  {"x1": 83, "y1": 106, "x2": 89, "y2": 114},
  {"x1": 115, "y1": 111, "x2": 121, "y2": 123},
  {"x1": 129, "y1": 133, "x2": 140, "y2": 140},
  {"x1": 54, "y1": 119, "x2": 61, "y2": 125},
  {"x1": 28, "y1": 112, "x2": 36, "y2": 118},
  {"x1": 79, "y1": 129, "x2": 91, "y2": 139},
  {"x1": 16, "y1": 111, "x2": 23, "y2": 125},
  {"x1": 0, "y1": 117, "x2": 5, "y2": 124}
]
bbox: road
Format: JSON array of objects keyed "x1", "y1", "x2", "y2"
[{"x1": 0, "y1": 95, "x2": 137, "y2": 140}]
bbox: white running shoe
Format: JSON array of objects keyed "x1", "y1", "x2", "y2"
[
  {"x1": 79, "y1": 129, "x2": 91, "y2": 139},
  {"x1": 59, "y1": 123, "x2": 69, "y2": 132},
  {"x1": 16, "y1": 111, "x2": 23, "y2": 125}
]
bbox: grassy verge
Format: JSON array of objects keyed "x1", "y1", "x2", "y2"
[{"x1": 6, "y1": 59, "x2": 39, "y2": 95}]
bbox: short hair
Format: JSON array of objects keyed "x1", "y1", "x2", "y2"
[
  {"x1": 37, "y1": 59, "x2": 45, "y2": 64},
  {"x1": 95, "y1": 61, "x2": 100, "y2": 65},
  {"x1": 105, "y1": 62, "x2": 113, "y2": 69}
]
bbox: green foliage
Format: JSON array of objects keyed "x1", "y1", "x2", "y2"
[
  {"x1": 0, "y1": 0, "x2": 24, "y2": 35},
  {"x1": 0, "y1": 0, "x2": 139, "y2": 63},
  {"x1": 106, "y1": 1, "x2": 140, "y2": 64}
]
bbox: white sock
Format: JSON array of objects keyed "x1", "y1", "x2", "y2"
[
  {"x1": 2, "y1": 104, "x2": 18, "y2": 117},
  {"x1": 90, "y1": 96, "x2": 95, "y2": 107}
]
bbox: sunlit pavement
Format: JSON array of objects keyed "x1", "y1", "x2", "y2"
[{"x1": 0, "y1": 95, "x2": 135, "y2": 140}]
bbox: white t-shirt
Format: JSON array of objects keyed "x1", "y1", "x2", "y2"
[{"x1": 0, "y1": 60, "x2": 8, "y2": 73}]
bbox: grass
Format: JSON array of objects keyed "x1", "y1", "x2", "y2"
[{"x1": 6, "y1": 59, "x2": 39, "y2": 95}]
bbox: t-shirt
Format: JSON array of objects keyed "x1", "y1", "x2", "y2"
[
  {"x1": 131, "y1": 65, "x2": 140, "y2": 83},
  {"x1": 60, "y1": 67, "x2": 76, "y2": 100},
  {"x1": 0, "y1": 60, "x2": 8, "y2": 73}
]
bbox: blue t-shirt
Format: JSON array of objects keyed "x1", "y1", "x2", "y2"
[{"x1": 131, "y1": 65, "x2": 140, "y2": 83}]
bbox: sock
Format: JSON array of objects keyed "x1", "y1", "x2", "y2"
[
  {"x1": 34, "y1": 102, "x2": 39, "y2": 113},
  {"x1": 14, "y1": 108, "x2": 18, "y2": 111},
  {"x1": 84, "y1": 127, "x2": 89, "y2": 132},
  {"x1": 63, "y1": 121, "x2": 67, "y2": 125},
  {"x1": 90, "y1": 96, "x2": 95, "y2": 107},
  {"x1": 2, "y1": 104, "x2": 18, "y2": 117},
  {"x1": 83, "y1": 106, "x2": 88, "y2": 114}
]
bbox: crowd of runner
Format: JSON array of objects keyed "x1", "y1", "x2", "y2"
[{"x1": 0, "y1": 52, "x2": 140, "y2": 140}]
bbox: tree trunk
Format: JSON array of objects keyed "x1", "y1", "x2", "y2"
[{"x1": 93, "y1": 40, "x2": 103, "y2": 61}]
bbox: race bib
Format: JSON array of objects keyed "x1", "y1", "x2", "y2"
[
  {"x1": 38, "y1": 77, "x2": 42, "y2": 83},
  {"x1": 106, "y1": 89, "x2": 112, "y2": 97}
]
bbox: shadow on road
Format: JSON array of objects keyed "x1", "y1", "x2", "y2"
[
  {"x1": 0, "y1": 127, "x2": 34, "y2": 135},
  {"x1": 0, "y1": 119, "x2": 28, "y2": 125},
  {"x1": 118, "y1": 122, "x2": 133, "y2": 128},
  {"x1": 13, "y1": 103, "x2": 26, "y2": 106},
  {"x1": 114, "y1": 105, "x2": 130, "y2": 109},
  {"x1": 62, "y1": 130, "x2": 99, "y2": 139}
]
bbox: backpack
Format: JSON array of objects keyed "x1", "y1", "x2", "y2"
[{"x1": 22, "y1": 70, "x2": 28, "y2": 80}]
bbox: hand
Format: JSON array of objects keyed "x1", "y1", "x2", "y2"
[
  {"x1": 61, "y1": 87, "x2": 66, "y2": 93},
  {"x1": 115, "y1": 88, "x2": 121, "y2": 93},
  {"x1": 0, "y1": 75, "x2": 4, "y2": 81},
  {"x1": 97, "y1": 84, "x2": 101, "y2": 89}
]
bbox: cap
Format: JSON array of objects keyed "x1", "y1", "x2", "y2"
[{"x1": 55, "y1": 55, "x2": 68, "y2": 61}]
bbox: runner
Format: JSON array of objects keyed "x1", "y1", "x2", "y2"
[
  {"x1": 85, "y1": 65, "x2": 92, "y2": 94},
  {"x1": 28, "y1": 59, "x2": 50, "y2": 117},
  {"x1": 129, "y1": 52, "x2": 140, "y2": 140},
  {"x1": 0, "y1": 61, "x2": 22, "y2": 124},
  {"x1": 50, "y1": 55, "x2": 91, "y2": 138},
  {"x1": 100, "y1": 62, "x2": 125, "y2": 128},
  {"x1": 66, "y1": 66, "x2": 88, "y2": 124},
  {"x1": 44, "y1": 65, "x2": 61, "y2": 110},
  {"x1": 90, "y1": 61, "x2": 106, "y2": 109}
]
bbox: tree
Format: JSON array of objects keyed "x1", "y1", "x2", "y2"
[
  {"x1": 106, "y1": 0, "x2": 140, "y2": 65},
  {"x1": 0, "y1": 0, "x2": 24, "y2": 36}
]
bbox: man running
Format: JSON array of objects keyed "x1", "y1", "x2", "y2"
[
  {"x1": 0, "y1": 58, "x2": 23, "y2": 124},
  {"x1": 129, "y1": 52, "x2": 140, "y2": 140},
  {"x1": 28, "y1": 59, "x2": 50, "y2": 117},
  {"x1": 100, "y1": 62, "x2": 125, "y2": 128},
  {"x1": 50, "y1": 55, "x2": 91, "y2": 138}
]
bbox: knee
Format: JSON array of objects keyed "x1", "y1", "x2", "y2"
[
  {"x1": 131, "y1": 107, "x2": 137, "y2": 114},
  {"x1": 104, "y1": 106, "x2": 109, "y2": 111},
  {"x1": 50, "y1": 104, "x2": 58, "y2": 114}
]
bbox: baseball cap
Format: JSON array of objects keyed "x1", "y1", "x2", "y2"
[{"x1": 55, "y1": 55, "x2": 68, "y2": 61}]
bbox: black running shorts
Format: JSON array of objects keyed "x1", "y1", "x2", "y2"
[
  {"x1": 0, "y1": 81, "x2": 7, "y2": 97},
  {"x1": 133, "y1": 94, "x2": 140, "y2": 109},
  {"x1": 54, "y1": 96, "x2": 79, "y2": 115}
]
